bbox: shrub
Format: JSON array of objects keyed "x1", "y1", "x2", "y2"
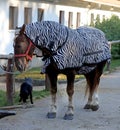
[{"x1": 93, "y1": 15, "x2": 120, "y2": 59}]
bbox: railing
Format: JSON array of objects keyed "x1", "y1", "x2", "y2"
[
  {"x1": 108, "y1": 40, "x2": 120, "y2": 51},
  {"x1": 108, "y1": 40, "x2": 120, "y2": 45},
  {"x1": 0, "y1": 54, "x2": 14, "y2": 59}
]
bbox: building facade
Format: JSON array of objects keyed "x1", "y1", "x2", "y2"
[{"x1": 1, "y1": 0, "x2": 120, "y2": 55}]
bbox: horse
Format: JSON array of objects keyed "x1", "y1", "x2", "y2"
[{"x1": 14, "y1": 21, "x2": 111, "y2": 120}]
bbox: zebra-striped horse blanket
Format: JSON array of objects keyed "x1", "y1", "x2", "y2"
[{"x1": 25, "y1": 21, "x2": 111, "y2": 74}]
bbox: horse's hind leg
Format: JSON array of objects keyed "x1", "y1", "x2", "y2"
[
  {"x1": 84, "y1": 61, "x2": 106, "y2": 111},
  {"x1": 46, "y1": 73, "x2": 57, "y2": 118},
  {"x1": 64, "y1": 72, "x2": 75, "y2": 120},
  {"x1": 84, "y1": 76, "x2": 99, "y2": 111}
]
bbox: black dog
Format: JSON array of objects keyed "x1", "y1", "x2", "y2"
[{"x1": 19, "y1": 78, "x2": 33, "y2": 104}]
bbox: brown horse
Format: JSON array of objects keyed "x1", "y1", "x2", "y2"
[{"x1": 14, "y1": 21, "x2": 111, "y2": 120}]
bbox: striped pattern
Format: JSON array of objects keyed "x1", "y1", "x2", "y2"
[{"x1": 25, "y1": 21, "x2": 111, "y2": 74}]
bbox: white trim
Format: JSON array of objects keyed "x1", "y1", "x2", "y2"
[{"x1": 83, "y1": 0, "x2": 120, "y2": 8}]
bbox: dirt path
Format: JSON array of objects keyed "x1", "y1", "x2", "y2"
[{"x1": 0, "y1": 70, "x2": 120, "y2": 130}]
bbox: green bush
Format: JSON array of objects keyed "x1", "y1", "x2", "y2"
[
  {"x1": 111, "y1": 43, "x2": 120, "y2": 59},
  {"x1": 95, "y1": 15, "x2": 120, "y2": 40},
  {"x1": 92, "y1": 15, "x2": 120, "y2": 59}
]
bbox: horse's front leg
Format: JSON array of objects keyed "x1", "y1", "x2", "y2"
[
  {"x1": 64, "y1": 73, "x2": 75, "y2": 120},
  {"x1": 46, "y1": 73, "x2": 57, "y2": 119}
]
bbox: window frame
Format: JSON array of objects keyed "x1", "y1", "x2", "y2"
[
  {"x1": 24, "y1": 7, "x2": 32, "y2": 24},
  {"x1": 9, "y1": 6, "x2": 18, "y2": 30},
  {"x1": 68, "y1": 12, "x2": 73, "y2": 28},
  {"x1": 37, "y1": 8, "x2": 44, "y2": 22},
  {"x1": 59, "y1": 10, "x2": 65, "y2": 25}
]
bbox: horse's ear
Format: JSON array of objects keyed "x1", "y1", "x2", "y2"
[{"x1": 20, "y1": 24, "x2": 25, "y2": 34}]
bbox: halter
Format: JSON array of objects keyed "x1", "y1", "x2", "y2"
[{"x1": 14, "y1": 38, "x2": 35, "y2": 60}]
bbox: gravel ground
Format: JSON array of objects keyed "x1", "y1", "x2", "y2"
[{"x1": 0, "y1": 70, "x2": 120, "y2": 130}]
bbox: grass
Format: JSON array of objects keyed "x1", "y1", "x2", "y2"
[
  {"x1": 109, "y1": 59, "x2": 120, "y2": 70},
  {"x1": 15, "y1": 67, "x2": 83, "y2": 80},
  {"x1": 0, "y1": 90, "x2": 50, "y2": 107},
  {"x1": 0, "y1": 59, "x2": 120, "y2": 107},
  {"x1": 16, "y1": 59, "x2": 120, "y2": 80},
  {"x1": 32, "y1": 90, "x2": 50, "y2": 100},
  {"x1": 15, "y1": 67, "x2": 45, "y2": 79},
  {"x1": 0, "y1": 90, "x2": 8, "y2": 107}
]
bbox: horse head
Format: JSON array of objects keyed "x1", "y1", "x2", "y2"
[{"x1": 14, "y1": 24, "x2": 35, "y2": 72}]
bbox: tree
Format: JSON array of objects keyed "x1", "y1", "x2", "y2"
[
  {"x1": 93, "y1": 15, "x2": 120, "y2": 59},
  {"x1": 94, "y1": 15, "x2": 120, "y2": 41}
]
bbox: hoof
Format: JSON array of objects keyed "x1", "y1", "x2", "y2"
[
  {"x1": 91, "y1": 105, "x2": 99, "y2": 111},
  {"x1": 84, "y1": 104, "x2": 99, "y2": 111},
  {"x1": 63, "y1": 113, "x2": 74, "y2": 120},
  {"x1": 84, "y1": 104, "x2": 91, "y2": 109},
  {"x1": 47, "y1": 112, "x2": 56, "y2": 119}
]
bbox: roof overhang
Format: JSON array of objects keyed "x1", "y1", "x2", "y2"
[{"x1": 19, "y1": 0, "x2": 120, "y2": 12}]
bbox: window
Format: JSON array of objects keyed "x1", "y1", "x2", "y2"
[
  {"x1": 9, "y1": 6, "x2": 18, "y2": 29},
  {"x1": 38, "y1": 8, "x2": 44, "y2": 22},
  {"x1": 68, "y1": 12, "x2": 73, "y2": 28},
  {"x1": 24, "y1": 7, "x2": 32, "y2": 24},
  {"x1": 103, "y1": 15, "x2": 106, "y2": 21},
  {"x1": 90, "y1": 13, "x2": 94, "y2": 26},
  {"x1": 76, "y1": 12, "x2": 81, "y2": 28},
  {"x1": 59, "y1": 11, "x2": 64, "y2": 25},
  {"x1": 95, "y1": 14, "x2": 101, "y2": 25}
]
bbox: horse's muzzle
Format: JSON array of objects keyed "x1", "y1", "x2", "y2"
[{"x1": 15, "y1": 59, "x2": 26, "y2": 72}]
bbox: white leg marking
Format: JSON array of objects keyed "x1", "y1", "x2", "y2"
[
  {"x1": 85, "y1": 85, "x2": 99, "y2": 106},
  {"x1": 66, "y1": 96, "x2": 74, "y2": 115},
  {"x1": 49, "y1": 94, "x2": 57, "y2": 113},
  {"x1": 92, "y1": 88, "x2": 99, "y2": 106}
]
